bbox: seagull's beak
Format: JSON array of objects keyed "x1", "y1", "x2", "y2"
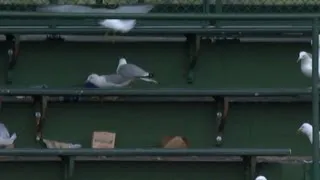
[
  {"x1": 297, "y1": 128, "x2": 302, "y2": 134},
  {"x1": 297, "y1": 58, "x2": 301, "y2": 63}
]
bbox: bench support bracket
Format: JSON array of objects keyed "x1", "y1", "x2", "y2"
[
  {"x1": 4, "y1": 34, "x2": 20, "y2": 84},
  {"x1": 185, "y1": 34, "x2": 200, "y2": 84},
  {"x1": 61, "y1": 156, "x2": 75, "y2": 180},
  {"x1": 242, "y1": 155, "x2": 257, "y2": 180},
  {"x1": 214, "y1": 96, "x2": 229, "y2": 146},
  {"x1": 33, "y1": 93, "x2": 48, "y2": 142}
]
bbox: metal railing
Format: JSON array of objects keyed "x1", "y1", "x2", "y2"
[{"x1": 0, "y1": 0, "x2": 320, "y2": 14}]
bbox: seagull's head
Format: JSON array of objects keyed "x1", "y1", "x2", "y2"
[
  {"x1": 297, "y1": 51, "x2": 310, "y2": 63},
  {"x1": 255, "y1": 175, "x2": 267, "y2": 180},
  {"x1": 86, "y1": 73, "x2": 100, "y2": 83},
  {"x1": 297, "y1": 122, "x2": 312, "y2": 135},
  {"x1": 119, "y1": 58, "x2": 127, "y2": 66}
]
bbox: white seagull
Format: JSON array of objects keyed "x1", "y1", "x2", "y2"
[
  {"x1": 116, "y1": 58, "x2": 158, "y2": 84},
  {"x1": 36, "y1": 4, "x2": 154, "y2": 33}
]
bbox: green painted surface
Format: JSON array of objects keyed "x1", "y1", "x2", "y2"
[
  {"x1": 0, "y1": 41, "x2": 312, "y2": 88},
  {"x1": 0, "y1": 41, "x2": 314, "y2": 180}
]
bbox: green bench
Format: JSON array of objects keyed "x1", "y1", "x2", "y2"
[
  {"x1": 0, "y1": 88, "x2": 311, "y2": 146},
  {"x1": 0, "y1": 148, "x2": 291, "y2": 180}
]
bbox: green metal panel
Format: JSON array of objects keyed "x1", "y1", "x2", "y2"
[
  {"x1": 0, "y1": 41, "x2": 310, "y2": 88},
  {"x1": 0, "y1": 40, "x2": 314, "y2": 180}
]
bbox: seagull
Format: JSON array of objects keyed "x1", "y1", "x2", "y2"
[
  {"x1": 0, "y1": 122, "x2": 16, "y2": 146},
  {"x1": 36, "y1": 4, "x2": 154, "y2": 33},
  {"x1": 297, "y1": 122, "x2": 320, "y2": 145},
  {"x1": 85, "y1": 73, "x2": 132, "y2": 88},
  {"x1": 116, "y1": 58, "x2": 158, "y2": 84},
  {"x1": 297, "y1": 51, "x2": 320, "y2": 88},
  {"x1": 255, "y1": 175, "x2": 267, "y2": 180}
]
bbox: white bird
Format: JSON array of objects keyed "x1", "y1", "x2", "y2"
[
  {"x1": 255, "y1": 175, "x2": 267, "y2": 180},
  {"x1": 85, "y1": 73, "x2": 132, "y2": 88},
  {"x1": 36, "y1": 4, "x2": 154, "y2": 33},
  {"x1": 116, "y1": 58, "x2": 158, "y2": 84},
  {"x1": 297, "y1": 51, "x2": 320, "y2": 88},
  {"x1": 297, "y1": 122, "x2": 320, "y2": 145},
  {"x1": 0, "y1": 123, "x2": 17, "y2": 146}
]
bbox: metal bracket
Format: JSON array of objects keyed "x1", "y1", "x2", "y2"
[
  {"x1": 4, "y1": 34, "x2": 20, "y2": 84},
  {"x1": 242, "y1": 155, "x2": 257, "y2": 180},
  {"x1": 185, "y1": 34, "x2": 200, "y2": 84},
  {"x1": 33, "y1": 95, "x2": 48, "y2": 142},
  {"x1": 61, "y1": 156, "x2": 75, "y2": 180},
  {"x1": 214, "y1": 96, "x2": 229, "y2": 146}
]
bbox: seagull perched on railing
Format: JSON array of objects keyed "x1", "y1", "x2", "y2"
[
  {"x1": 297, "y1": 122, "x2": 320, "y2": 146},
  {"x1": 297, "y1": 51, "x2": 320, "y2": 88},
  {"x1": 36, "y1": 4, "x2": 154, "y2": 33},
  {"x1": 85, "y1": 73, "x2": 132, "y2": 88},
  {"x1": 116, "y1": 58, "x2": 158, "y2": 84}
]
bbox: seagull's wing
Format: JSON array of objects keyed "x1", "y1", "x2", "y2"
[
  {"x1": 36, "y1": 5, "x2": 94, "y2": 13},
  {"x1": 103, "y1": 74, "x2": 131, "y2": 84},
  {"x1": 113, "y1": 5, "x2": 154, "y2": 13},
  {"x1": 117, "y1": 64, "x2": 149, "y2": 78},
  {"x1": 0, "y1": 123, "x2": 10, "y2": 139},
  {"x1": 307, "y1": 52, "x2": 312, "y2": 58}
]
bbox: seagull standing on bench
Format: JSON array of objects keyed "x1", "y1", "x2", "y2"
[
  {"x1": 297, "y1": 51, "x2": 320, "y2": 89},
  {"x1": 85, "y1": 73, "x2": 133, "y2": 88},
  {"x1": 116, "y1": 58, "x2": 158, "y2": 84},
  {"x1": 297, "y1": 122, "x2": 320, "y2": 145},
  {"x1": 36, "y1": 4, "x2": 154, "y2": 33}
]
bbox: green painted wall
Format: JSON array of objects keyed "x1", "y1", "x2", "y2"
[{"x1": 0, "y1": 40, "x2": 314, "y2": 180}]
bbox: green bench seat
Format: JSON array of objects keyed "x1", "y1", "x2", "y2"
[{"x1": 0, "y1": 148, "x2": 291, "y2": 180}]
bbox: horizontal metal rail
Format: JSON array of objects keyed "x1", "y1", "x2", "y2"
[
  {"x1": 0, "y1": 27, "x2": 312, "y2": 34},
  {"x1": 0, "y1": 88, "x2": 311, "y2": 97},
  {"x1": 0, "y1": 148, "x2": 291, "y2": 156},
  {"x1": 0, "y1": 12, "x2": 319, "y2": 20}
]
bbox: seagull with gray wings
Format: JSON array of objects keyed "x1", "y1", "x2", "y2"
[
  {"x1": 85, "y1": 73, "x2": 132, "y2": 88},
  {"x1": 116, "y1": 58, "x2": 158, "y2": 84},
  {"x1": 36, "y1": 4, "x2": 154, "y2": 33},
  {"x1": 297, "y1": 51, "x2": 320, "y2": 88}
]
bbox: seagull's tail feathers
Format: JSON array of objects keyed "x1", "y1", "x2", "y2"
[
  {"x1": 10, "y1": 133, "x2": 17, "y2": 142},
  {"x1": 0, "y1": 132, "x2": 17, "y2": 145},
  {"x1": 139, "y1": 77, "x2": 158, "y2": 84}
]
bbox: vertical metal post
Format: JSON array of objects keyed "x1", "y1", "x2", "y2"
[
  {"x1": 312, "y1": 17, "x2": 319, "y2": 180},
  {"x1": 214, "y1": 0, "x2": 222, "y2": 28},
  {"x1": 203, "y1": 0, "x2": 210, "y2": 13}
]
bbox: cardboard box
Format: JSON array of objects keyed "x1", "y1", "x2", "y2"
[
  {"x1": 162, "y1": 136, "x2": 188, "y2": 148},
  {"x1": 92, "y1": 131, "x2": 116, "y2": 148}
]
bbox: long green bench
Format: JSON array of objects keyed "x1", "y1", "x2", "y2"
[
  {"x1": 0, "y1": 88, "x2": 311, "y2": 146},
  {"x1": 0, "y1": 148, "x2": 291, "y2": 180}
]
